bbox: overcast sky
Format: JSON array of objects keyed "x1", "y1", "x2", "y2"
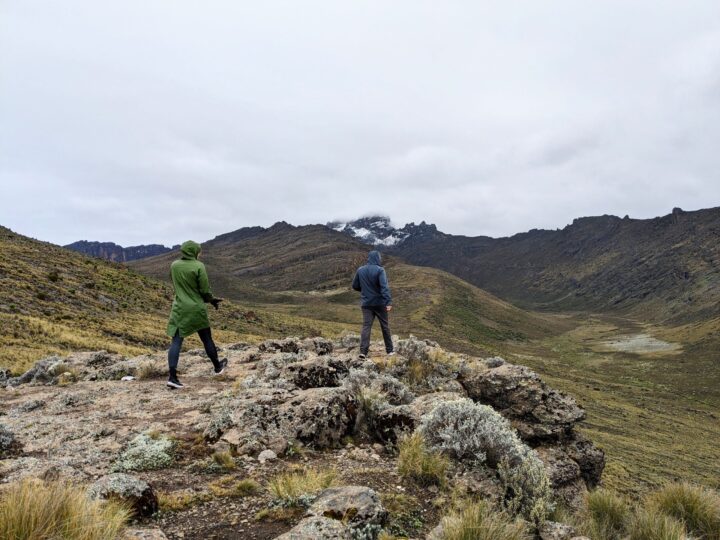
[{"x1": 2, "y1": 1, "x2": 720, "y2": 246}]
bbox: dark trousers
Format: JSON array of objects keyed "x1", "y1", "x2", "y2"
[
  {"x1": 360, "y1": 306, "x2": 393, "y2": 355},
  {"x1": 168, "y1": 328, "x2": 220, "y2": 377}
]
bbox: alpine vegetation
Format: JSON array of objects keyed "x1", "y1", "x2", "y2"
[
  {"x1": 112, "y1": 432, "x2": 175, "y2": 472},
  {"x1": 420, "y1": 398, "x2": 553, "y2": 522}
]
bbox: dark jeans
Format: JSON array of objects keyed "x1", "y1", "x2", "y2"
[
  {"x1": 360, "y1": 306, "x2": 393, "y2": 355},
  {"x1": 168, "y1": 327, "x2": 220, "y2": 377}
]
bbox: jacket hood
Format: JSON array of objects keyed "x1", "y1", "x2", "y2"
[
  {"x1": 367, "y1": 250, "x2": 382, "y2": 266},
  {"x1": 180, "y1": 240, "x2": 201, "y2": 260}
]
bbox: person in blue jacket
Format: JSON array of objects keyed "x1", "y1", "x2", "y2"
[{"x1": 352, "y1": 250, "x2": 394, "y2": 358}]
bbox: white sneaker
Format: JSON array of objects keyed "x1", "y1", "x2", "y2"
[{"x1": 387, "y1": 352, "x2": 396, "y2": 356}]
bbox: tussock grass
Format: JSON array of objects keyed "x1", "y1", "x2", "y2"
[
  {"x1": 579, "y1": 489, "x2": 630, "y2": 540},
  {"x1": 211, "y1": 451, "x2": 237, "y2": 470},
  {"x1": 136, "y1": 360, "x2": 164, "y2": 380},
  {"x1": 439, "y1": 501, "x2": 529, "y2": 540},
  {"x1": 208, "y1": 476, "x2": 260, "y2": 498},
  {"x1": 267, "y1": 467, "x2": 337, "y2": 506},
  {"x1": 648, "y1": 483, "x2": 720, "y2": 540},
  {"x1": 628, "y1": 509, "x2": 687, "y2": 540},
  {"x1": 0, "y1": 479, "x2": 130, "y2": 540},
  {"x1": 397, "y1": 432, "x2": 449, "y2": 487},
  {"x1": 572, "y1": 484, "x2": 720, "y2": 540}
]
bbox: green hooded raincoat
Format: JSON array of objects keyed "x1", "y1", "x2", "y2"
[{"x1": 166, "y1": 241, "x2": 214, "y2": 337}]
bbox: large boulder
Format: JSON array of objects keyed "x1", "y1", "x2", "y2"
[
  {"x1": 460, "y1": 362, "x2": 585, "y2": 441},
  {"x1": 278, "y1": 387, "x2": 357, "y2": 448},
  {"x1": 88, "y1": 473, "x2": 158, "y2": 517},
  {"x1": 274, "y1": 516, "x2": 350, "y2": 539},
  {"x1": 207, "y1": 386, "x2": 357, "y2": 455}
]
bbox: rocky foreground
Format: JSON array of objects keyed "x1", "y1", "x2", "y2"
[{"x1": 0, "y1": 335, "x2": 604, "y2": 539}]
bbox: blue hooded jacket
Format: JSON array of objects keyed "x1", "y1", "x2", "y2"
[{"x1": 352, "y1": 251, "x2": 392, "y2": 307}]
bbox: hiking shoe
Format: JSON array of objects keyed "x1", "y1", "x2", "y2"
[
  {"x1": 214, "y1": 358, "x2": 228, "y2": 376},
  {"x1": 387, "y1": 351, "x2": 396, "y2": 356},
  {"x1": 167, "y1": 377, "x2": 185, "y2": 389},
  {"x1": 358, "y1": 354, "x2": 367, "y2": 360}
]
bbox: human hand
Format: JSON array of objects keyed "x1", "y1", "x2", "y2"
[{"x1": 386, "y1": 305, "x2": 393, "y2": 312}]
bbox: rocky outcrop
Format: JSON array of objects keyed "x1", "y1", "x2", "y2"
[
  {"x1": 88, "y1": 473, "x2": 158, "y2": 517},
  {"x1": 1, "y1": 333, "x2": 604, "y2": 533},
  {"x1": 460, "y1": 362, "x2": 585, "y2": 441}
]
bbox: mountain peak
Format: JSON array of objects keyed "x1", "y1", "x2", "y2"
[{"x1": 327, "y1": 215, "x2": 439, "y2": 247}]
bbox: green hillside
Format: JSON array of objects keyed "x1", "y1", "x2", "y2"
[{"x1": 0, "y1": 226, "x2": 351, "y2": 373}]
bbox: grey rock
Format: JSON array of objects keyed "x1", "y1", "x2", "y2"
[
  {"x1": 88, "y1": 473, "x2": 158, "y2": 517},
  {"x1": 373, "y1": 405, "x2": 416, "y2": 443},
  {"x1": 123, "y1": 528, "x2": 168, "y2": 539},
  {"x1": 539, "y1": 521, "x2": 580, "y2": 540},
  {"x1": 284, "y1": 357, "x2": 347, "y2": 389},
  {"x1": 536, "y1": 446, "x2": 582, "y2": 487},
  {"x1": 338, "y1": 333, "x2": 361, "y2": 349},
  {"x1": 260, "y1": 338, "x2": 302, "y2": 353},
  {"x1": 274, "y1": 516, "x2": 350, "y2": 539},
  {"x1": 0, "y1": 423, "x2": 17, "y2": 456},
  {"x1": 258, "y1": 449, "x2": 277, "y2": 463},
  {"x1": 307, "y1": 485, "x2": 387, "y2": 530}
]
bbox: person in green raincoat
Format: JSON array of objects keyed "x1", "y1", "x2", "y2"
[{"x1": 166, "y1": 240, "x2": 227, "y2": 389}]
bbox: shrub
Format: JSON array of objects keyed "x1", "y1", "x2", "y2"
[
  {"x1": 268, "y1": 467, "x2": 337, "y2": 506},
  {"x1": 439, "y1": 500, "x2": 530, "y2": 540},
  {"x1": 649, "y1": 482, "x2": 720, "y2": 540},
  {"x1": 358, "y1": 386, "x2": 390, "y2": 432},
  {"x1": 579, "y1": 489, "x2": 630, "y2": 540},
  {"x1": 112, "y1": 432, "x2": 174, "y2": 472},
  {"x1": 498, "y1": 450, "x2": 553, "y2": 525},
  {"x1": 0, "y1": 479, "x2": 129, "y2": 540},
  {"x1": 419, "y1": 399, "x2": 520, "y2": 465},
  {"x1": 420, "y1": 399, "x2": 552, "y2": 523},
  {"x1": 628, "y1": 509, "x2": 687, "y2": 540},
  {"x1": 397, "y1": 432, "x2": 449, "y2": 487},
  {"x1": 208, "y1": 476, "x2": 261, "y2": 498}
]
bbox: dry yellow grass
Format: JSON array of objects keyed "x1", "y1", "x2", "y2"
[
  {"x1": 267, "y1": 467, "x2": 337, "y2": 505},
  {"x1": 397, "y1": 432, "x2": 449, "y2": 487},
  {"x1": 0, "y1": 479, "x2": 130, "y2": 540}
]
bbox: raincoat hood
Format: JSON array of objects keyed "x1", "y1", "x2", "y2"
[
  {"x1": 367, "y1": 250, "x2": 382, "y2": 266},
  {"x1": 180, "y1": 240, "x2": 201, "y2": 260}
]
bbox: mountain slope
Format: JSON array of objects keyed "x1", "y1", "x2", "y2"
[
  {"x1": 131, "y1": 222, "x2": 564, "y2": 355},
  {"x1": 0, "y1": 226, "x2": 352, "y2": 372},
  {"x1": 65, "y1": 240, "x2": 175, "y2": 262},
  {"x1": 333, "y1": 208, "x2": 720, "y2": 324}
]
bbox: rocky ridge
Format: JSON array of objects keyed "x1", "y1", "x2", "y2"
[{"x1": 0, "y1": 335, "x2": 603, "y2": 539}]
